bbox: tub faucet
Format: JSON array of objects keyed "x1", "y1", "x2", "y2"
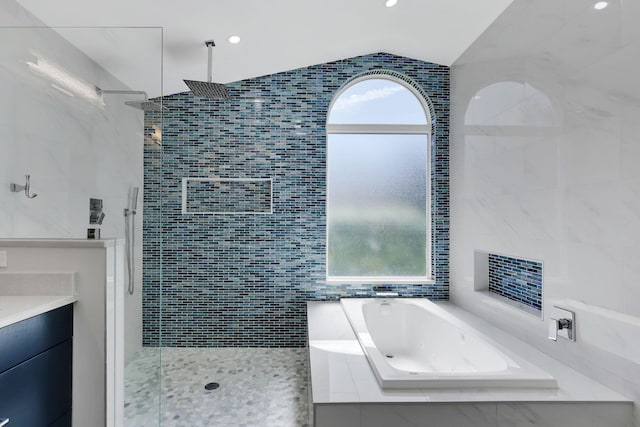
[
  {"x1": 372, "y1": 285, "x2": 398, "y2": 297},
  {"x1": 376, "y1": 291, "x2": 399, "y2": 297}
]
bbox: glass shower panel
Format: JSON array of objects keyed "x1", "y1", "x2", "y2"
[{"x1": 0, "y1": 23, "x2": 162, "y2": 426}]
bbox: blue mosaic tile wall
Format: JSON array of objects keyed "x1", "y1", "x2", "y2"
[
  {"x1": 142, "y1": 131, "x2": 162, "y2": 345},
  {"x1": 488, "y1": 254, "x2": 542, "y2": 312},
  {"x1": 143, "y1": 52, "x2": 450, "y2": 347}
]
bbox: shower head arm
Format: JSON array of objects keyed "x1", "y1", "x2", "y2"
[
  {"x1": 95, "y1": 88, "x2": 164, "y2": 111},
  {"x1": 99, "y1": 89, "x2": 149, "y2": 101},
  {"x1": 205, "y1": 40, "x2": 215, "y2": 83}
]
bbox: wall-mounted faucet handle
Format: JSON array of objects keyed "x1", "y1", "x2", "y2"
[
  {"x1": 548, "y1": 318, "x2": 572, "y2": 341},
  {"x1": 548, "y1": 305, "x2": 576, "y2": 342},
  {"x1": 557, "y1": 318, "x2": 571, "y2": 331}
]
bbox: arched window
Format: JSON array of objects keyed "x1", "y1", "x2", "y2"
[{"x1": 326, "y1": 74, "x2": 432, "y2": 281}]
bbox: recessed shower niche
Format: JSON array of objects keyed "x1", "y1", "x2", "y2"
[
  {"x1": 474, "y1": 250, "x2": 543, "y2": 317},
  {"x1": 181, "y1": 178, "x2": 273, "y2": 215}
]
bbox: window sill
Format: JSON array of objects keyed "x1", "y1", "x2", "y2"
[{"x1": 325, "y1": 277, "x2": 435, "y2": 285}]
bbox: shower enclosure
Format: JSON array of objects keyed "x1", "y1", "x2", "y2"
[{"x1": 0, "y1": 18, "x2": 164, "y2": 426}]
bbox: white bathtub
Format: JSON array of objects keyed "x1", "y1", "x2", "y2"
[{"x1": 340, "y1": 298, "x2": 557, "y2": 389}]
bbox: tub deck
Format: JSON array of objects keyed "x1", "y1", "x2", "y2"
[{"x1": 307, "y1": 301, "x2": 632, "y2": 427}]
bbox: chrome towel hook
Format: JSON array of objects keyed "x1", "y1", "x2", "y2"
[{"x1": 10, "y1": 174, "x2": 38, "y2": 199}]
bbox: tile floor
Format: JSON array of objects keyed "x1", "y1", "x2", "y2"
[{"x1": 124, "y1": 347, "x2": 310, "y2": 427}]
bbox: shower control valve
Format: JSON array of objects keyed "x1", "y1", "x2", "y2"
[{"x1": 547, "y1": 306, "x2": 575, "y2": 342}]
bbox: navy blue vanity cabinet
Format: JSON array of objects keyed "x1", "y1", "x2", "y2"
[{"x1": 0, "y1": 305, "x2": 73, "y2": 427}]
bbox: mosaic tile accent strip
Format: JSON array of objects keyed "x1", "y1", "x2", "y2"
[
  {"x1": 143, "y1": 52, "x2": 450, "y2": 347},
  {"x1": 488, "y1": 254, "x2": 542, "y2": 313},
  {"x1": 124, "y1": 347, "x2": 309, "y2": 426}
]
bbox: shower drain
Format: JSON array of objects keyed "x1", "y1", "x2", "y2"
[
  {"x1": 386, "y1": 354, "x2": 394, "y2": 358},
  {"x1": 204, "y1": 382, "x2": 220, "y2": 391}
]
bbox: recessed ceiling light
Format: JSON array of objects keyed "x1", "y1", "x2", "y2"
[
  {"x1": 594, "y1": 2, "x2": 608, "y2": 10},
  {"x1": 228, "y1": 35, "x2": 241, "y2": 44},
  {"x1": 385, "y1": 0, "x2": 398, "y2": 7}
]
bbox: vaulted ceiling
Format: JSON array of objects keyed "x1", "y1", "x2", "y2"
[{"x1": 15, "y1": 0, "x2": 513, "y2": 97}]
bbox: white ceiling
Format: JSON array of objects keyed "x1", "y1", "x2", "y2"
[{"x1": 16, "y1": 0, "x2": 513, "y2": 98}]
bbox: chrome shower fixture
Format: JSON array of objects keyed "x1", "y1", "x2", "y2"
[
  {"x1": 124, "y1": 186, "x2": 139, "y2": 295},
  {"x1": 97, "y1": 89, "x2": 166, "y2": 112},
  {"x1": 184, "y1": 40, "x2": 230, "y2": 99}
]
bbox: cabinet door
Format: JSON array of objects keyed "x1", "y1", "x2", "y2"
[
  {"x1": 0, "y1": 340, "x2": 72, "y2": 427},
  {"x1": 0, "y1": 305, "x2": 73, "y2": 374}
]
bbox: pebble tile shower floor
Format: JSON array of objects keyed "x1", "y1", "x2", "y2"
[{"x1": 124, "y1": 348, "x2": 310, "y2": 426}]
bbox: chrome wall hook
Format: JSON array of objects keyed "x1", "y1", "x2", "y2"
[{"x1": 10, "y1": 174, "x2": 38, "y2": 199}]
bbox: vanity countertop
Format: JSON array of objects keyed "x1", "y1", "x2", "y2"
[
  {"x1": 0, "y1": 271, "x2": 78, "y2": 328},
  {"x1": 0, "y1": 295, "x2": 78, "y2": 329}
]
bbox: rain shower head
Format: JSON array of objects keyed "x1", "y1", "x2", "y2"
[
  {"x1": 183, "y1": 40, "x2": 230, "y2": 100},
  {"x1": 125, "y1": 100, "x2": 165, "y2": 112},
  {"x1": 183, "y1": 79, "x2": 229, "y2": 99},
  {"x1": 98, "y1": 88, "x2": 166, "y2": 111}
]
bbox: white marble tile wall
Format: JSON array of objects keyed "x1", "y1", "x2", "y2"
[
  {"x1": 317, "y1": 403, "x2": 634, "y2": 427},
  {"x1": 451, "y1": 0, "x2": 640, "y2": 425},
  {"x1": 0, "y1": 0, "x2": 154, "y2": 363},
  {"x1": 0, "y1": 1, "x2": 145, "y2": 241}
]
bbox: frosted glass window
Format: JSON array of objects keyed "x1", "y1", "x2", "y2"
[
  {"x1": 327, "y1": 75, "x2": 431, "y2": 280},
  {"x1": 328, "y1": 79, "x2": 428, "y2": 125},
  {"x1": 328, "y1": 134, "x2": 428, "y2": 276}
]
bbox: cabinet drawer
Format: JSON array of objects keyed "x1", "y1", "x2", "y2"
[
  {"x1": 0, "y1": 305, "x2": 73, "y2": 374},
  {"x1": 0, "y1": 339, "x2": 72, "y2": 427}
]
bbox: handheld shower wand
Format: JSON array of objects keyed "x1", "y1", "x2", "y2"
[{"x1": 124, "y1": 186, "x2": 139, "y2": 295}]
